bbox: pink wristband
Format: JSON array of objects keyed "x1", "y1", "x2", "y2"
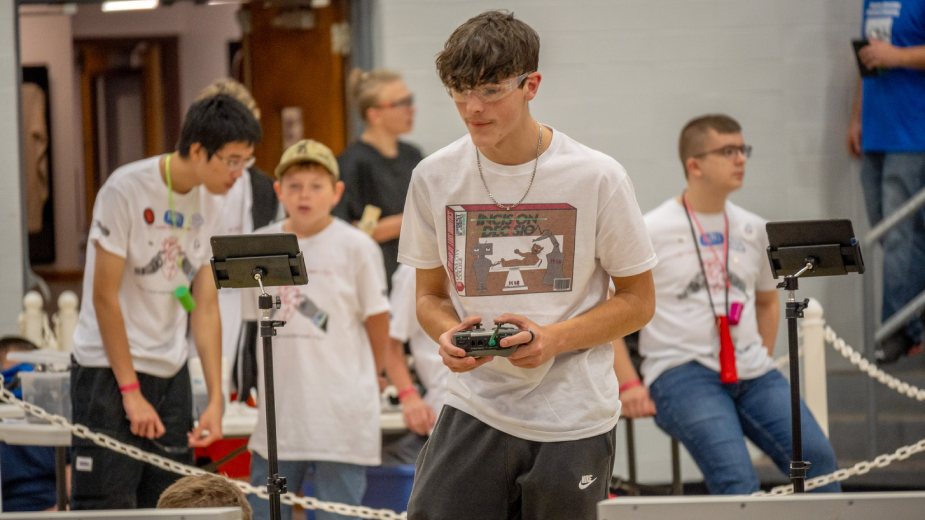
[
  {"x1": 119, "y1": 381, "x2": 140, "y2": 394},
  {"x1": 397, "y1": 386, "x2": 419, "y2": 402},
  {"x1": 618, "y1": 379, "x2": 642, "y2": 393}
]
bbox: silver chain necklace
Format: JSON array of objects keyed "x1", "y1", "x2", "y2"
[{"x1": 476, "y1": 123, "x2": 543, "y2": 211}]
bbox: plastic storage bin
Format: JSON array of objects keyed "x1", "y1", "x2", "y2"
[{"x1": 20, "y1": 370, "x2": 71, "y2": 424}]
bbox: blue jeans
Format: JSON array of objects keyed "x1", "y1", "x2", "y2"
[
  {"x1": 649, "y1": 361, "x2": 840, "y2": 494},
  {"x1": 248, "y1": 452, "x2": 367, "y2": 520},
  {"x1": 861, "y1": 152, "x2": 925, "y2": 343}
]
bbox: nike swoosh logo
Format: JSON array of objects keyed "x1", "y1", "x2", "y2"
[{"x1": 578, "y1": 476, "x2": 597, "y2": 490}]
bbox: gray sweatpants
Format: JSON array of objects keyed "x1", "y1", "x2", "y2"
[{"x1": 407, "y1": 406, "x2": 615, "y2": 520}]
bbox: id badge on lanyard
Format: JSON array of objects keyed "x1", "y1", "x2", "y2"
[{"x1": 683, "y1": 193, "x2": 738, "y2": 383}]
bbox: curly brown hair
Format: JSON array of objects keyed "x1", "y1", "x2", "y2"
[{"x1": 436, "y1": 10, "x2": 540, "y2": 91}]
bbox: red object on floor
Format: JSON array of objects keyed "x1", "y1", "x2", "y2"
[{"x1": 194, "y1": 438, "x2": 251, "y2": 478}]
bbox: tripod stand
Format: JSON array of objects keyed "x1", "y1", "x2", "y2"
[
  {"x1": 256, "y1": 271, "x2": 287, "y2": 519},
  {"x1": 766, "y1": 219, "x2": 864, "y2": 492},
  {"x1": 778, "y1": 261, "x2": 813, "y2": 492},
  {"x1": 211, "y1": 233, "x2": 307, "y2": 520}
]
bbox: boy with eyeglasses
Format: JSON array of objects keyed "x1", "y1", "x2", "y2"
[
  {"x1": 627, "y1": 113, "x2": 839, "y2": 494},
  {"x1": 398, "y1": 10, "x2": 656, "y2": 519},
  {"x1": 70, "y1": 94, "x2": 261, "y2": 509}
]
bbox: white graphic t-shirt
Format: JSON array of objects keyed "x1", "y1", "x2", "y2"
[
  {"x1": 398, "y1": 128, "x2": 657, "y2": 442},
  {"x1": 73, "y1": 156, "x2": 222, "y2": 378},
  {"x1": 639, "y1": 198, "x2": 778, "y2": 386},
  {"x1": 242, "y1": 219, "x2": 390, "y2": 464}
]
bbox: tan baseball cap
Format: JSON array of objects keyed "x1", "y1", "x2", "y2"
[{"x1": 274, "y1": 139, "x2": 340, "y2": 180}]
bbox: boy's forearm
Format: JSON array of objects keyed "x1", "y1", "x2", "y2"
[
  {"x1": 365, "y1": 312, "x2": 391, "y2": 373},
  {"x1": 383, "y1": 338, "x2": 415, "y2": 390},
  {"x1": 755, "y1": 290, "x2": 780, "y2": 355},
  {"x1": 415, "y1": 267, "x2": 462, "y2": 343},
  {"x1": 546, "y1": 272, "x2": 655, "y2": 356},
  {"x1": 191, "y1": 296, "x2": 223, "y2": 406},
  {"x1": 416, "y1": 292, "x2": 461, "y2": 343},
  {"x1": 372, "y1": 214, "x2": 403, "y2": 243},
  {"x1": 612, "y1": 338, "x2": 641, "y2": 384},
  {"x1": 92, "y1": 246, "x2": 137, "y2": 387},
  {"x1": 95, "y1": 292, "x2": 138, "y2": 387},
  {"x1": 895, "y1": 44, "x2": 925, "y2": 69}
]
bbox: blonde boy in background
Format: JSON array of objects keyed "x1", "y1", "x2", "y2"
[{"x1": 242, "y1": 139, "x2": 390, "y2": 520}]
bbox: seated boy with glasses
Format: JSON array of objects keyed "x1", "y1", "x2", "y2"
[
  {"x1": 627, "y1": 113, "x2": 839, "y2": 494},
  {"x1": 398, "y1": 10, "x2": 656, "y2": 519}
]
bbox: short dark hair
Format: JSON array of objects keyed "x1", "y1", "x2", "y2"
[
  {"x1": 177, "y1": 94, "x2": 262, "y2": 159},
  {"x1": 157, "y1": 474, "x2": 252, "y2": 520},
  {"x1": 436, "y1": 10, "x2": 540, "y2": 91},
  {"x1": 678, "y1": 114, "x2": 742, "y2": 177},
  {"x1": 0, "y1": 335, "x2": 37, "y2": 364}
]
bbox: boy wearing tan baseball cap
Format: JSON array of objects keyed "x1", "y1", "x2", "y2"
[{"x1": 243, "y1": 138, "x2": 391, "y2": 520}]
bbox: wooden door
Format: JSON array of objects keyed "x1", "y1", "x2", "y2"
[
  {"x1": 241, "y1": 0, "x2": 349, "y2": 173},
  {"x1": 75, "y1": 37, "x2": 179, "y2": 225}
]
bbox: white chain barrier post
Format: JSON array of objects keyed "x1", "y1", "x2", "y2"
[
  {"x1": 18, "y1": 290, "x2": 46, "y2": 347},
  {"x1": 53, "y1": 290, "x2": 79, "y2": 352},
  {"x1": 801, "y1": 298, "x2": 829, "y2": 437}
]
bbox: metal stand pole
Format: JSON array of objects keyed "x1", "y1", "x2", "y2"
[
  {"x1": 780, "y1": 262, "x2": 813, "y2": 493},
  {"x1": 256, "y1": 273, "x2": 287, "y2": 520}
]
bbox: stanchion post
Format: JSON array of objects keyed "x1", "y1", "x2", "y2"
[{"x1": 802, "y1": 298, "x2": 829, "y2": 437}]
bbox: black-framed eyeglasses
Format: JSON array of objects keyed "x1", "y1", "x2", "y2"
[
  {"x1": 376, "y1": 94, "x2": 414, "y2": 109},
  {"x1": 213, "y1": 151, "x2": 256, "y2": 171},
  {"x1": 693, "y1": 144, "x2": 753, "y2": 160}
]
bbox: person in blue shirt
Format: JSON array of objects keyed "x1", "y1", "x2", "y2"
[{"x1": 847, "y1": 0, "x2": 925, "y2": 364}]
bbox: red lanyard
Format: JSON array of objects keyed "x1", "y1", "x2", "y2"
[{"x1": 682, "y1": 193, "x2": 729, "y2": 316}]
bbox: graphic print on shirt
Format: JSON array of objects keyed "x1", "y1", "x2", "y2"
[
  {"x1": 271, "y1": 285, "x2": 329, "y2": 332},
  {"x1": 678, "y1": 232, "x2": 749, "y2": 302},
  {"x1": 865, "y1": 1, "x2": 897, "y2": 41},
  {"x1": 134, "y1": 236, "x2": 194, "y2": 281},
  {"x1": 678, "y1": 232, "x2": 750, "y2": 353},
  {"x1": 132, "y1": 209, "x2": 204, "y2": 285},
  {"x1": 445, "y1": 203, "x2": 576, "y2": 296}
]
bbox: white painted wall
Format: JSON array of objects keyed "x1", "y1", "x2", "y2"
[
  {"x1": 0, "y1": 0, "x2": 24, "y2": 335},
  {"x1": 19, "y1": 10, "x2": 82, "y2": 271},
  {"x1": 377, "y1": 0, "x2": 869, "y2": 483}
]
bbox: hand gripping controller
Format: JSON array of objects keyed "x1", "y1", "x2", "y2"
[{"x1": 452, "y1": 323, "x2": 521, "y2": 357}]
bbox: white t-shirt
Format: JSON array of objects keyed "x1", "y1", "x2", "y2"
[
  {"x1": 398, "y1": 128, "x2": 657, "y2": 442},
  {"x1": 389, "y1": 264, "x2": 449, "y2": 414},
  {"x1": 215, "y1": 169, "x2": 254, "y2": 362},
  {"x1": 242, "y1": 219, "x2": 390, "y2": 464},
  {"x1": 638, "y1": 198, "x2": 778, "y2": 386},
  {"x1": 73, "y1": 156, "x2": 222, "y2": 378}
]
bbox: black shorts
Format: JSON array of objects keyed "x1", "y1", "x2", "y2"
[
  {"x1": 69, "y1": 362, "x2": 193, "y2": 510},
  {"x1": 407, "y1": 407, "x2": 615, "y2": 520}
]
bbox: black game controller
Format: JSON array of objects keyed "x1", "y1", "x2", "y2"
[{"x1": 453, "y1": 323, "x2": 522, "y2": 357}]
